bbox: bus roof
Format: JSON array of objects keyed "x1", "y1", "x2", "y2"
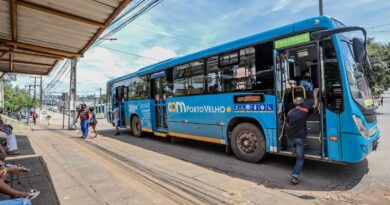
[{"x1": 108, "y1": 16, "x2": 336, "y2": 84}]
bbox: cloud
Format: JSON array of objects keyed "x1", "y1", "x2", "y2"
[
  {"x1": 271, "y1": 0, "x2": 290, "y2": 12},
  {"x1": 136, "y1": 46, "x2": 177, "y2": 67}
]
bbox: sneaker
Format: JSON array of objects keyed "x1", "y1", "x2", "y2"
[
  {"x1": 115, "y1": 132, "x2": 120, "y2": 136},
  {"x1": 291, "y1": 177, "x2": 299, "y2": 185},
  {"x1": 28, "y1": 190, "x2": 40, "y2": 200}
]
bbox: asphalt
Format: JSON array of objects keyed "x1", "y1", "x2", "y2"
[{"x1": 94, "y1": 92, "x2": 390, "y2": 204}]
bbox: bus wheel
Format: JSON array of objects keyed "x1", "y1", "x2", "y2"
[
  {"x1": 231, "y1": 123, "x2": 265, "y2": 163},
  {"x1": 131, "y1": 116, "x2": 142, "y2": 138}
]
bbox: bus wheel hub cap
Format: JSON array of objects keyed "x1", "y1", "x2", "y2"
[{"x1": 238, "y1": 131, "x2": 257, "y2": 154}]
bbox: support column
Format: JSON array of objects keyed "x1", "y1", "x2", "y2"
[
  {"x1": 40, "y1": 76, "x2": 43, "y2": 110},
  {"x1": 0, "y1": 81, "x2": 4, "y2": 108},
  {"x1": 33, "y1": 76, "x2": 36, "y2": 111},
  {"x1": 68, "y1": 58, "x2": 77, "y2": 129}
]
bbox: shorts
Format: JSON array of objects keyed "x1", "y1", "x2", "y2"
[{"x1": 114, "y1": 119, "x2": 119, "y2": 127}]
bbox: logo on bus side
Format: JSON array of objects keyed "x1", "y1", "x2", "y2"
[{"x1": 168, "y1": 102, "x2": 230, "y2": 113}]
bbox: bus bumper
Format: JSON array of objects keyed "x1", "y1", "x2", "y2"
[{"x1": 340, "y1": 130, "x2": 380, "y2": 163}]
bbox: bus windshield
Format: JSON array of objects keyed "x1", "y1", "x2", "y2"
[{"x1": 339, "y1": 37, "x2": 373, "y2": 110}]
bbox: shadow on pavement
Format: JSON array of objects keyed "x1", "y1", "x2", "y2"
[
  {"x1": 97, "y1": 128, "x2": 368, "y2": 192},
  {"x1": 0, "y1": 156, "x2": 60, "y2": 205},
  {"x1": 14, "y1": 135, "x2": 35, "y2": 156}
]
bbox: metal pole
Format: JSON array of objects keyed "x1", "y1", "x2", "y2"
[
  {"x1": 33, "y1": 77, "x2": 36, "y2": 110},
  {"x1": 99, "y1": 88, "x2": 102, "y2": 104},
  {"x1": 63, "y1": 101, "x2": 65, "y2": 129},
  {"x1": 27, "y1": 85, "x2": 32, "y2": 125},
  {"x1": 0, "y1": 81, "x2": 3, "y2": 108},
  {"x1": 68, "y1": 57, "x2": 77, "y2": 129},
  {"x1": 40, "y1": 76, "x2": 43, "y2": 110},
  {"x1": 319, "y1": 0, "x2": 324, "y2": 16}
]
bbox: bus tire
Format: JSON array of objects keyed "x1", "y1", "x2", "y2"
[
  {"x1": 231, "y1": 123, "x2": 265, "y2": 163},
  {"x1": 131, "y1": 116, "x2": 142, "y2": 138}
]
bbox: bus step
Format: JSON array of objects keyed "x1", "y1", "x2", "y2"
[
  {"x1": 154, "y1": 132, "x2": 168, "y2": 137},
  {"x1": 278, "y1": 150, "x2": 322, "y2": 160}
]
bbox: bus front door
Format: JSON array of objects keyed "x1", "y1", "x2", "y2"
[
  {"x1": 275, "y1": 43, "x2": 326, "y2": 158},
  {"x1": 152, "y1": 77, "x2": 168, "y2": 132}
]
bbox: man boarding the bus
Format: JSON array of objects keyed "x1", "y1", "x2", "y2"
[{"x1": 287, "y1": 88, "x2": 319, "y2": 185}]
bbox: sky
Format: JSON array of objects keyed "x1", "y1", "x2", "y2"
[{"x1": 13, "y1": 0, "x2": 390, "y2": 96}]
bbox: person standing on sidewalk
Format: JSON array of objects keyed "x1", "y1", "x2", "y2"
[
  {"x1": 89, "y1": 107, "x2": 98, "y2": 138},
  {"x1": 75, "y1": 104, "x2": 90, "y2": 139},
  {"x1": 113, "y1": 103, "x2": 120, "y2": 136},
  {"x1": 287, "y1": 88, "x2": 319, "y2": 185}
]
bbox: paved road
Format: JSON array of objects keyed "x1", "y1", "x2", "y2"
[
  {"x1": 41, "y1": 93, "x2": 390, "y2": 204},
  {"x1": 92, "y1": 93, "x2": 390, "y2": 204}
]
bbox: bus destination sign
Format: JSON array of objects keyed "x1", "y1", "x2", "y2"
[
  {"x1": 274, "y1": 32, "x2": 310, "y2": 49},
  {"x1": 234, "y1": 94, "x2": 264, "y2": 104}
]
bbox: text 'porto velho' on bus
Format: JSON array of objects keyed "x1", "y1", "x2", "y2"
[{"x1": 106, "y1": 16, "x2": 379, "y2": 164}]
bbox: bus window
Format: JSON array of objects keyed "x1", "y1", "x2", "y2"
[
  {"x1": 165, "y1": 68, "x2": 174, "y2": 97},
  {"x1": 207, "y1": 56, "x2": 222, "y2": 93},
  {"x1": 207, "y1": 43, "x2": 274, "y2": 94},
  {"x1": 254, "y1": 42, "x2": 274, "y2": 93},
  {"x1": 173, "y1": 60, "x2": 205, "y2": 96},
  {"x1": 127, "y1": 76, "x2": 148, "y2": 100}
]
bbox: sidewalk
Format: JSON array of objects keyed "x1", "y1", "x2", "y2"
[{"x1": 42, "y1": 125, "x2": 311, "y2": 205}]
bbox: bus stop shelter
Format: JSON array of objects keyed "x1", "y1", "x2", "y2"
[{"x1": 0, "y1": 0, "x2": 131, "y2": 128}]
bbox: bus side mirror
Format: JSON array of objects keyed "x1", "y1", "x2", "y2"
[{"x1": 352, "y1": 37, "x2": 366, "y2": 63}]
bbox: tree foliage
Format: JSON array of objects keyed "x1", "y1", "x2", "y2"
[
  {"x1": 3, "y1": 82, "x2": 37, "y2": 112},
  {"x1": 367, "y1": 39, "x2": 390, "y2": 96}
]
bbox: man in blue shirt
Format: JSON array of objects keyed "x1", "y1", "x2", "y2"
[{"x1": 299, "y1": 71, "x2": 313, "y2": 92}]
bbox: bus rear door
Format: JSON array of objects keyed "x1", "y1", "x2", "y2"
[{"x1": 151, "y1": 76, "x2": 168, "y2": 133}]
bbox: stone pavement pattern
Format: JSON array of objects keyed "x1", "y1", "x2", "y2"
[{"x1": 6, "y1": 121, "x2": 310, "y2": 205}]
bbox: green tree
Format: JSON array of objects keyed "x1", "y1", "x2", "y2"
[
  {"x1": 3, "y1": 82, "x2": 37, "y2": 112},
  {"x1": 367, "y1": 39, "x2": 390, "y2": 96}
]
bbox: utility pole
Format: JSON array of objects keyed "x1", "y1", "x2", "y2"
[
  {"x1": 99, "y1": 88, "x2": 102, "y2": 104},
  {"x1": 30, "y1": 76, "x2": 40, "y2": 111},
  {"x1": 26, "y1": 84, "x2": 32, "y2": 125},
  {"x1": 40, "y1": 76, "x2": 43, "y2": 110},
  {"x1": 68, "y1": 57, "x2": 77, "y2": 129},
  {"x1": 319, "y1": 0, "x2": 324, "y2": 16}
]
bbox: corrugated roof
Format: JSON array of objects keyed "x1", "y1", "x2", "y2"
[{"x1": 0, "y1": 0, "x2": 131, "y2": 76}]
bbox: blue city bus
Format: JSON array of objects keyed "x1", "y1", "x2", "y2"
[{"x1": 107, "y1": 16, "x2": 379, "y2": 163}]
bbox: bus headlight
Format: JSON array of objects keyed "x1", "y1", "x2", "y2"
[{"x1": 352, "y1": 115, "x2": 369, "y2": 138}]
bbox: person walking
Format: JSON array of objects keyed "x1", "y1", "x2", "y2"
[
  {"x1": 75, "y1": 104, "x2": 90, "y2": 139},
  {"x1": 89, "y1": 107, "x2": 98, "y2": 138},
  {"x1": 381, "y1": 95, "x2": 384, "y2": 106},
  {"x1": 113, "y1": 103, "x2": 120, "y2": 136},
  {"x1": 108, "y1": 107, "x2": 113, "y2": 122},
  {"x1": 31, "y1": 111, "x2": 38, "y2": 125},
  {"x1": 287, "y1": 88, "x2": 319, "y2": 185}
]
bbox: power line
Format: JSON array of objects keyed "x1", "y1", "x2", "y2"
[
  {"x1": 368, "y1": 30, "x2": 390, "y2": 33},
  {"x1": 99, "y1": 46, "x2": 163, "y2": 61},
  {"x1": 125, "y1": 26, "x2": 214, "y2": 47},
  {"x1": 97, "y1": 0, "x2": 164, "y2": 45},
  {"x1": 366, "y1": 23, "x2": 390, "y2": 30}
]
